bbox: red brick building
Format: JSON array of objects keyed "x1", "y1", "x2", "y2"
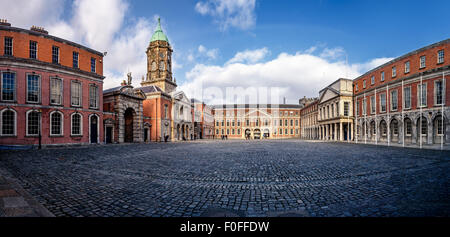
[
  {"x1": 0, "y1": 20, "x2": 104, "y2": 147},
  {"x1": 137, "y1": 18, "x2": 177, "y2": 142},
  {"x1": 354, "y1": 39, "x2": 449, "y2": 148}
]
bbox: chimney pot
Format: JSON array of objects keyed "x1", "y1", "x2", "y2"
[{"x1": 0, "y1": 19, "x2": 11, "y2": 26}]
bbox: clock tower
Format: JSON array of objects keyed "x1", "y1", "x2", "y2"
[{"x1": 141, "y1": 18, "x2": 177, "y2": 93}]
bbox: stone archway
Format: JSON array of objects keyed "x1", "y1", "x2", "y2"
[
  {"x1": 264, "y1": 128, "x2": 270, "y2": 139},
  {"x1": 403, "y1": 117, "x2": 413, "y2": 144},
  {"x1": 390, "y1": 119, "x2": 399, "y2": 143},
  {"x1": 433, "y1": 115, "x2": 446, "y2": 144},
  {"x1": 416, "y1": 116, "x2": 428, "y2": 144},
  {"x1": 181, "y1": 125, "x2": 185, "y2": 140},
  {"x1": 370, "y1": 120, "x2": 376, "y2": 142},
  {"x1": 124, "y1": 108, "x2": 135, "y2": 143},
  {"x1": 245, "y1": 129, "x2": 251, "y2": 139},
  {"x1": 254, "y1": 129, "x2": 261, "y2": 139}
]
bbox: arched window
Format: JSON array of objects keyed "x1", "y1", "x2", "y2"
[
  {"x1": 151, "y1": 61, "x2": 156, "y2": 71},
  {"x1": 419, "y1": 117, "x2": 428, "y2": 135},
  {"x1": 403, "y1": 118, "x2": 411, "y2": 136},
  {"x1": 370, "y1": 121, "x2": 376, "y2": 135},
  {"x1": 380, "y1": 120, "x2": 387, "y2": 136},
  {"x1": 1, "y1": 108, "x2": 16, "y2": 136},
  {"x1": 435, "y1": 116, "x2": 444, "y2": 135},
  {"x1": 391, "y1": 120, "x2": 399, "y2": 135},
  {"x1": 50, "y1": 111, "x2": 63, "y2": 135},
  {"x1": 71, "y1": 113, "x2": 82, "y2": 136},
  {"x1": 26, "y1": 110, "x2": 40, "y2": 136},
  {"x1": 159, "y1": 61, "x2": 165, "y2": 71}
]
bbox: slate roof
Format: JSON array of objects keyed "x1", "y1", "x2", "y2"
[{"x1": 137, "y1": 85, "x2": 163, "y2": 93}]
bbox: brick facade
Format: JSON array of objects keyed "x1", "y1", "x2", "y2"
[{"x1": 0, "y1": 23, "x2": 104, "y2": 147}]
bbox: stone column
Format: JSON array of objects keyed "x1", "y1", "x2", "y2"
[
  {"x1": 398, "y1": 119, "x2": 403, "y2": 145},
  {"x1": 323, "y1": 125, "x2": 325, "y2": 140},
  {"x1": 412, "y1": 121, "x2": 417, "y2": 144},
  {"x1": 320, "y1": 126, "x2": 323, "y2": 140},
  {"x1": 334, "y1": 123, "x2": 337, "y2": 141},
  {"x1": 340, "y1": 122, "x2": 343, "y2": 141},
  {"x1": 427, "y1": 120, "x2": 433, "y2": 145},
  {"x1": 328, "y1": 124, "x2": 331, "y2": 140}
]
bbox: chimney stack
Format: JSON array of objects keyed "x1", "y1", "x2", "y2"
[
  {"x1": 30, "y1": 25, "x2": 48, "y2": 34},
  {"x1": 0, "y1": 19, "x2": 11, "y2": 27}
]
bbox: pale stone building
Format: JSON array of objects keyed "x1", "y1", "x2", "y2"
[
  {"x1": 103, "y1": 78, "x2": 146, "y2": 143},
  {"x1": 300, "y1": 99, "x2": 319, "y2": 140},
  {"x1": 318, "y1": 78, "x2": 354, "y2": 141},
  {"x1": 171, "y1": 91, "x2": 193, "y2": 141},
  {"x1": 213, "y1": 104, "x2": 301, "y2": 139}
]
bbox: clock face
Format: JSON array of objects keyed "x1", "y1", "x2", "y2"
[{"x1": 159, "y1": 52, "x2": 165, "y2": 58}]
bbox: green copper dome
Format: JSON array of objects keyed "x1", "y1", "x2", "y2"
[{"x1": 151, "y1": 18, "x2": 169, "y2": 43}]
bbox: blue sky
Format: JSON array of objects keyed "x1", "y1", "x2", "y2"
[
  {"x1": 1, "y1": 0, "x2": 449, "y2": 103},
  {"x1": 127, "y1": 0, "x2": 450, "y2": 65}
]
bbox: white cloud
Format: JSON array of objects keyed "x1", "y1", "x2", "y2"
[
  {"x1": 179, "y1": 47, "x2": 394, "y2": 104},
  {"x1": 198, "y1": 45, "x2": 219, "y2": 59},
  {"x1": 319, "y1": 47, "x2": 345, "y2": 60},
  {"x1": 187, "y1": 45, "x2": 219, "y2": 63},
  {"x1": 227, "y1": 47, "x2": 269, "y2": 64},
  {"x1": 2, "y1": 0, "x2": 165, "y2": 90},
  {"x1": 0, "y1": 0, "x2": 64, "y2": 29},
  {"x1": 195, "y1": 0, "x2": 256, "y2": 31}
]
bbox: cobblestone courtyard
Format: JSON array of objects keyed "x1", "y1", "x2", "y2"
[{"x1": 0, "y1": 140, "x2": 449, "y2": 217}]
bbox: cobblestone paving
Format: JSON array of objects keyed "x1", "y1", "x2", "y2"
[{"x1": 0, "y1": 140, "x2": 449, "y2": 217}]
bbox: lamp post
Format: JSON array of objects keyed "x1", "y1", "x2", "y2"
[{"x1": 38, "y1": 109, "x2": 42, "y2": 150}]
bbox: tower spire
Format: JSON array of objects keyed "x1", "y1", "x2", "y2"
[{"x1": 151, "y1": 17, "x2": 169, "y2": 43}]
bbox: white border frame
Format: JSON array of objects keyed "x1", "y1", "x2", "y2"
[
  {"x1": 0, "y1": 107, "x2": 17, "y2": 136},
  {"x1": 49, "y1": 76, "x2": 63, "y2": 105},
  {"x1": 26, "y1": 73, "x2": 41, "y2": 104},
  {"x1": 70, "y1": 112, "x2": 83, "y2": 136},
  {"x1": 0, "y1": 71, "x2": 17, "y2": 102},
  {"x1": 70, "y1": 80, "x2": 83, "y2": 107},
  {"x1": 89, "y1": 113, "x2": 100, "y2": 144},
  {"x1": 49, "y1": 110, "x2": 64, "y2": 136},
  {"x1": 25, "y1": 110, "x2": 41, "y2": 136}
]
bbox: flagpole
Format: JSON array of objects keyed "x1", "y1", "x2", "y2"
[
  {"x1": 420, "y1": 74, "x2": 423, "y2": 149},
  {"x1": 402, "y1": 79, "x2": 405, "y2": 148},
  {"x1": 387, "y1": 84, "x2": 390, "y2": 147},
  {"x1": 375, "y1": 88, "x2": 377, "y2": 145},
  {"x1": 442, "y1": 72, "x2": 445, "y2": 150}
]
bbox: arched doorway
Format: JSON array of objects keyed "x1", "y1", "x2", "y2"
[
  {"x1": 433, "y1": 115, "x2": 445, "y2": 144},
  {"x1": 245, "y1": 129, "x2": 251, "y2": 139},
  {"x1": 417, "y1": 116, "x2": 428, "y2": 144},
  {"x1": 254, "y1": 129, "x2": 261, "y2": 139},
  {"x1": 390, "y1": 119, "x2": 399, "y2": 143},
  {"x1": 124, "y1": 108, "x2": 134, "y2": 143},
  {"x1": 370, "y1": 120, "x2": 376, "y2": 141},
  {"x1": 264, "y1": 129, "x2": 270, "y2": 139},
  {"x1": 404, "y1": 117, "x2": 413, "y2": 144},
  {"x1": 90, "y1": 115, "x2": 98, "y2": 144},
  {"x1": 379, "y1": 120, "x2": 387, "y2": 142},
  {"x1": 181, "y1": 125, "x2": 185, "y2": 140}
]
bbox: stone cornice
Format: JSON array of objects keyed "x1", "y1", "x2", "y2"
[{"x1": 0, "y1": 56, "x2": 105, "y2": 81}]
